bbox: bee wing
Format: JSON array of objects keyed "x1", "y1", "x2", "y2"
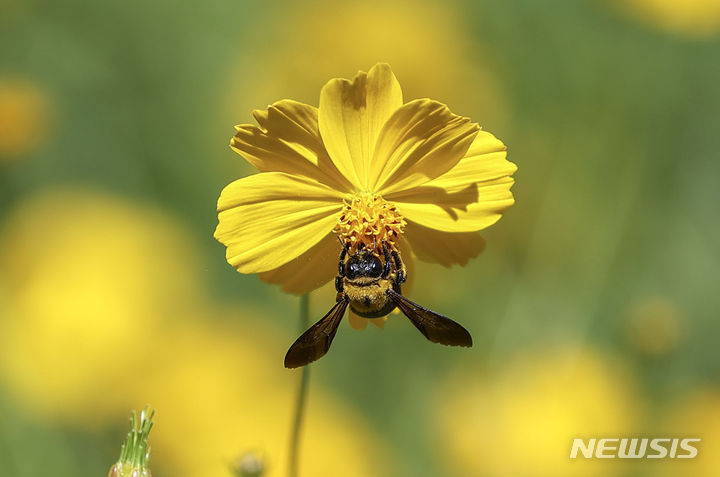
[
  {"x1": 284, "y1": 295, "x2": 349, "y2": 368},
  {"x1": 387, "y1": 289, "x2": 472, "y2": 347}
]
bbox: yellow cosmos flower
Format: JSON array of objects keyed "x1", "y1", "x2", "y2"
[
  {"x1": 611, "y1": 0, "x2": 720, "y2": 38},
  {"x1": 215, "y1": 64, "x2": 517, "y2": 309},
  {"x1": 435, "y1": 347, "x2": 641, "y2": 477},
  {"x1": 0, "y1": 188, "x2": 201, "y2": 421},
  {"x1": 624, "y1": 296, "x2": 684, "y2": 357},
  {"x1": 0, "y1": 78, "x2": 49, "y2": 159},
  {"x1": 658, "y1": 390, "x2": 720, "y2": 476},
  {"x1": 228, "y1": 0, "x2": 507, "y2": 132},
  {"x1": 134, "y1": 313, "x2": 395, "y2": 477}
]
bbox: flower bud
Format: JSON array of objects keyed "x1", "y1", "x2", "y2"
[
  {"x1": 232, "y1": 452, "x2": 265, "y2": 477},
  {"x1": 108, "y1": 407, "x2": 155, "y2": 477}
]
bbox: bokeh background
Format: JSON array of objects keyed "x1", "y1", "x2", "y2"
[{"x1": 1, "y1": 0, "x2": 719, "y2": 476}]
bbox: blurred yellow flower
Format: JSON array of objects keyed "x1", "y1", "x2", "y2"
[
  {"x1": 216, "y1": 64, "x2": 516, "y2": 303},
  {"x1": 0, "y1": 189, "x2": 202, "y2": 420},
  {"x1": 658, "y1": 390, "x2": 720, "y2": 476},
  {"x1": 435, "y1": 347, "x2": 641, "y2": 477},
  {"x1": 133, "y1": 315, "x2": 395, "y2": 477},
  {"x1": 0, "y1": 188, "x2": 393, "y2": 475},
  {"x1": 611, "y1": 0, "x2": 720, "y2": 38},
  {"x1": 625, "y1": 296, "x2": 684, "y2": 357},
  {"x1": 229, "y1": 0, "x2": 507, "y2": 130},
  {"x1": 0, "y1": 78, "x2": 49, "y2": 159}
]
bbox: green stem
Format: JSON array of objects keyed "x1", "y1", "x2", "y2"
[{"x1": 288, "y1": 294, "x2": 310, "y2": 477}]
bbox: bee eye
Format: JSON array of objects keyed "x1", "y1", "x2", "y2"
[
  {"x1": 346, "y1": 262, "x2": 360, "y2": 278},
  {"x1": 369, "y1": 259, "x2": 383, "y2": 277}
]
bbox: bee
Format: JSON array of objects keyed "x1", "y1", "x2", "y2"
[{"x1": 284, "y1": 240, "x2": 472, "y2": 368}]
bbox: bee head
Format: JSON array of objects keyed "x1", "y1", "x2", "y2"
[{"x1": 345, "y1": 250, "x2": 383, "y2": 279}]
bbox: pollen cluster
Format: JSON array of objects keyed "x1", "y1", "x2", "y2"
[{"x1": 334, "y1": 192, "x2": 406, "y2": 254}]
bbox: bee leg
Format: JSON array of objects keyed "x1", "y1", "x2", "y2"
[
  {"x1": 338, "y1": 245, "x2": 347, "y2": 276},
  {"x1": 392, "y1": 250, "x2": 407, "y2": 285},
  {"x1": 381, "y1": 242, "x2": 392, "y2": 278},
  {"x1": 335, "y1": 275, "x2": 344, "y2": 293},
  {"x1": 336, "y1": 244, "x2": 347, "y2": 293}
]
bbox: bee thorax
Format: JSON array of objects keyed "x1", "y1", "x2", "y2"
[{"x1": 344, "y1": 279, "x2": 397, "y2": 318}]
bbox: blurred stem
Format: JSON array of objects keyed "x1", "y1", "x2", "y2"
[{"x1": 288, "y1": 294, "x2": 310, "y2": 477}]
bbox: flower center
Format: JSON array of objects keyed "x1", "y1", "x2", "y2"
[{"x1": 334, "y1": 192, "x2": 406, "y2": 254}]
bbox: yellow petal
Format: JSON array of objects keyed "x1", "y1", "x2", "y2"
[
  {"x1": 319, "y1": 63, "x2": 403, "y2": 189},
  {"x1": 391, "y1": 179, "x2": 514, "y2": 232},
  {"x1": 404, "y1": 222, "x2": 486, "y2": 267},
  {"x1": 215, "y1": 172, "x2": 343, "y2": 273},
  {"x1": 371, "y1": 99, "x2": 479, "y2": 194},
  {"x1": 369, "y1": 316, "x2": 388, "y2": 329},
  {"x1": 231, "y1": 100, "x2": 353, "y2": 192},
  {"x1": 426, "y1": 130, "x2": 515, "y2": 188},
  {"x1": 387, "y1": 131, "x2": 516, "y2": 232},
  {"x1": 257, "y1": 232, "x2": 339, "y2": 294},
  {"x1": 348, "y1": 311, "x2": 369, "y2": 330},
  {"x1": 348, "y1": 311, "x2": 387, "y2": 330}
]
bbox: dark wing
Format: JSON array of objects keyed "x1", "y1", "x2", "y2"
[
  {"x1": 387, "y1": 289, "x2": 472, "y2": 347},
  {"x1": 284, "y1": 295, "x2": 349, "y2": 368}
]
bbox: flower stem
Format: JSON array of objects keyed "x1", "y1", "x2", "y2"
[{"x1": 288, "y1": 294, "x2": 310, "y2": 477}]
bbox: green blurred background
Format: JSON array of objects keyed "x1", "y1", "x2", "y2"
[{"x1": 1, "y1": 0, "x2": 719, "y2": 476}]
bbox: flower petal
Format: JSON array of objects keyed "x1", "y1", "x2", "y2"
[
  {"x1": 319, "y1": 63, "x2": 403, "y2": 189},
  {"x1": 215, "y1": 172, "x2": 343, "y2": 273},
  {"x1": 348, "y1": 311, "x2": 387, "y2": 330},
  {"x1": 390, "y1": 179, "x2": 515, "y2": 232},
  {"x1": 231, "y1": 100, "x2": 353, "y2": 192},
  {"x1": 257, "y1": 232, "x2": 339, "y2": 294},
  {"x1": 348, "y1": 311, "x2": 369, "y2": 330},
  {"x1": 387, "y1": 131, "x2": 516, "y2": 232},
  {"x1": 369, "y1": 316, "x2": 387, "y2": 329},
  {"x1": 371, "y1": 99, "x2": 480, "y2": 194},
  {"x1": 420, "y1": 130, "x2": 515, "y2": 189},
  {"x1": 404, "y1": 222, "x2": 486, "y2": 267}
]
